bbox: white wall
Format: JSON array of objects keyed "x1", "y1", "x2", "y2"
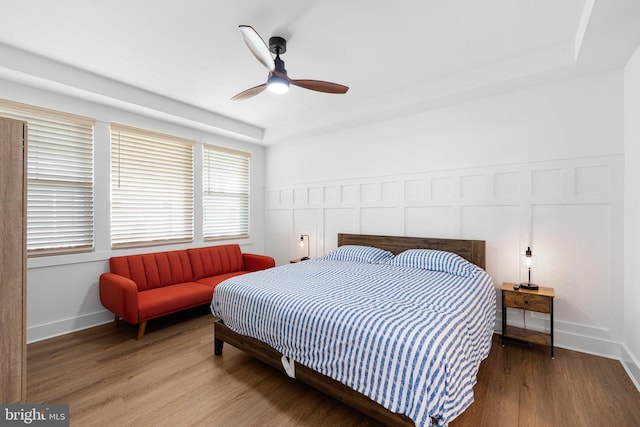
[
  {"x1": 265, "y1": 70, "x2": 636, "y2": 382},
  {"x1": 267, "y1": 71, "x2": 623, "y2": 186},
  {"x1": 0, "y1": 79, "x2": 267, "y2": 343},
  {"x1": 624, "y1": 46, "x2": 640, "y2": 386}
]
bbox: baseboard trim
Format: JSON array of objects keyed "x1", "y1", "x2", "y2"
[
  {"x1": 27, "y1": 310, "x2": 114, "y2": 344},
  {"x1": 620, "y1": 344, "x2": 640, "y2": 391}
]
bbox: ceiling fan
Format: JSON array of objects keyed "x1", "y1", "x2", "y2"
[{"x1": 231, "y1": 25, "x2": 349, "y2": 101}]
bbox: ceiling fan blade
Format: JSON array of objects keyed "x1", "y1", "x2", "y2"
[
  {"x1": 239, "y1": 25, "x2": 275, "y2": 72},
  {"x1": 231, "y1": 83, "x2": 267, "y2": 101},
  {"x1": 290, "y1": 79, "x2": 349, "y2": 94}
]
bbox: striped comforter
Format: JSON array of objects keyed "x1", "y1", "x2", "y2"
[{"x1": 211, "y1": 259, "x2": 496, "y2": 426}]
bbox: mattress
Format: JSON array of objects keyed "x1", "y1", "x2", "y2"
[{"x1": 211, "y1": 256, "x2": 496, "y2": 426}]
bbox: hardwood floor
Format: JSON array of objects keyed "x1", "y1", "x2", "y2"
[{"x1": 27, "y1": 307, "x2": 640, "y2": 426}]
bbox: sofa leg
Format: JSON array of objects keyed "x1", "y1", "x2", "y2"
[
  {"x1": 137, "y1": 321, "x2": 147, "y2": 340},
  {"x1": 114, "y1": 314, "x2": 120, "y2": 326},
  {"x1": 214, "y1": 338, "x2": 224, "y2": 355}
]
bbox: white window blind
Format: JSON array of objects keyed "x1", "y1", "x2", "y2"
[
  {"x1": 203, "y1": 145, "x2": 250, "y2": 240},
  {"x1": 0, "y1": 99, "x2": 95, "y2": 256},
  {"x1": 110, "y1": 123, "x2": 194, "y2": 249}
]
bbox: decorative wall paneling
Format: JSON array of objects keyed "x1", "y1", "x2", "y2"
[{"x1": 265, "y1": 155, "x2": 623, "y2": 356}]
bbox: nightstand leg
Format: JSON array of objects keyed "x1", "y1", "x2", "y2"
[
  {"x1": 550, "y1": 298, "x2": 555, "y2": 359},
  {"x1": 501, "y1": 290, "x2": 506, "y2": 346}
]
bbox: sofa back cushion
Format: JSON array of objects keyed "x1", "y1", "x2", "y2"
[
  {"x1": 109, "y1": 250, "x2": 194, "y2": 291},
  {"x1": 188, "y1": 244, "x2": 245, "y2": 280}
]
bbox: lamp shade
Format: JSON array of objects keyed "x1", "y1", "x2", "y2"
[
  {"x1": 299, "y1": 234, "x2": 310, "y2": 260},
  {"x1": 520, "y1": 246, "x2": 539, "y2": 290},
  {"x1": 524, "y1": 246, "x2": 535, "y2": 268}
]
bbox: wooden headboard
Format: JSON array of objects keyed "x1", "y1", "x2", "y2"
[{"x1": 337, "y1": 233, "x2": 486, "y2": 269}]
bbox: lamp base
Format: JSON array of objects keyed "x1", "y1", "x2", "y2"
[{"x1": 519, "y1": 282, "x2": 539, "y2": 291}]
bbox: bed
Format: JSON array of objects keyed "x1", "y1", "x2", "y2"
[{"x1": 211, "y1": 233, "x2": 496, "y2": 426}]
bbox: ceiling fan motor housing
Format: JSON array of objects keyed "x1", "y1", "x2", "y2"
[{"x1": 269, "y1": 36, "x2": 287, "y2": 55}]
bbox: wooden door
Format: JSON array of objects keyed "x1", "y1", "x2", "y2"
[{"x1": 0, "y1": 117, "x2": 27, "y2": 403}]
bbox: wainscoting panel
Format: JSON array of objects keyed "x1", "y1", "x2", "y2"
[
  {"x1": 280, "y1": 188, "x2": 294, "y2": 206},
  {"x1": 294, "y1": 188, "x2": 308, "y2": 205},
  {"x1": 493, "y1": 172, "x2": 520, "y2": 198},
  {"x1": 341, "y1": 184, "x2": 359, "y2": 204},
  {"x1": 405, "y1": 179, "x2": 426, "y2": 201},
  {"x1": 308, "y1": 187, "x2": 323, "y2": 205},
  {"x1": 264, "y1": 154, "x2": 624, "y2": 357},
  {"x1": 575, "y1": 165, "x2": 610, "y2": 196},
  {"x1": 265, "y1": 209, "x2": 293, "y2": 266},
  {"x1": 360, "y1": 182, "x2": 379, "y2": 203},
  {"x1": 361, "y1": 207, "x2": 402, "y2": 236},
  {"x1": 293, "y1": 209, "x2": 320, "y2": 260},
  {"x1": 382, "y1": 181, "x2": 401, "y2": 202},
  {"x1": 431, "y1": 177, "x2": 454, "y2": 201},
  {"x1": 531, "y1": 168, "x2": 563, "y2": 197},
  {"x1": 460, "y1": 174, "x2": 486, "y2": 199},
  {"x1": 324, "y1": 186, "x2": 340, "y2": 204},
  {"x1": 532, "y1": 203, "x2": 612, "y2": 333},
  {"x1": 460, "y1": 205, "x2": 521, "y2": 287},
  {"x1": 404, "y1": 206, "x2": 457, "y2": 238},
  {"x1": 324, "y1": 208, "x2": 359, "y2": 255}
]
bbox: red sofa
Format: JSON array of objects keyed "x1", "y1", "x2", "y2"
[{"x1": 99, "y1": 244, "x2": 275, "y2": 340}]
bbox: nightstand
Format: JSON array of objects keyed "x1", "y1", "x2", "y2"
[{"x1": 500, "y1": 282, "x2": 555, "y2": 359}]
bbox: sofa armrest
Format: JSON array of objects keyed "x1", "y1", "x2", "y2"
[
  {"x1": 99, "y1": 273, "x2": 140, "y2": 324},
  {"x1": 242, "y1": 253, "x2": 275, "y2": 272}
]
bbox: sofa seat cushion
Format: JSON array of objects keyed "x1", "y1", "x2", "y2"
[
  {"x1": 138, "y1": 282, "x2": 214, "y2": 321},
  {"x1": 196, "y1": 271, "x2": 248, "y2": 288}
]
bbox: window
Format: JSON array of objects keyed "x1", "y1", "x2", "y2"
[
  {"x1": 0, "y1": 99, "x2": 95, "y2": 256},
  {"x1": 110, "y1": 123, "x2": 194, "y2": 248},
  {"x1": 203, "y1": 145, "x2": 250, "y2": 240}
]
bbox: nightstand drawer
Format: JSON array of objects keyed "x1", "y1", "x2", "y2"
[{"x1": 503, "y1": 291, "x2": 550, "y2": 313}]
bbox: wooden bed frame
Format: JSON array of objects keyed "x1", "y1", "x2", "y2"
[{"x1": 213, "y1": 233, "x2": 487, "y2": 426}]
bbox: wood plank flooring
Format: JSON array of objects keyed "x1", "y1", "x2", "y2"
[{"x1": 27, "y1": 307, "x2": 640, "y2": 426}]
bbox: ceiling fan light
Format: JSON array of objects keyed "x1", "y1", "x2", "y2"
[{"x1": 267, "y1": 75, "x2": 289, "y2": 94}]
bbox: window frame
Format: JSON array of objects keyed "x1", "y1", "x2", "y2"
[
  {"x1": 109, "y1": 123, "x2": 195, "y2": 249},
  {"x1": 0, "y1": 99, "x2": 96, "y2": 257},
  {"x1": 202, "y1": 144, "x2": 251, "y2": 241}
]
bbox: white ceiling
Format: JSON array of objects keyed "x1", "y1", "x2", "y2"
[{"x1": 0, "y1": 0, "x2": 639, "y2": 145}]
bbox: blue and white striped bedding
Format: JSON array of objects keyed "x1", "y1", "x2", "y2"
[{"x1": 211, "y1": 257, "x2": 496, "y2": 426}]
